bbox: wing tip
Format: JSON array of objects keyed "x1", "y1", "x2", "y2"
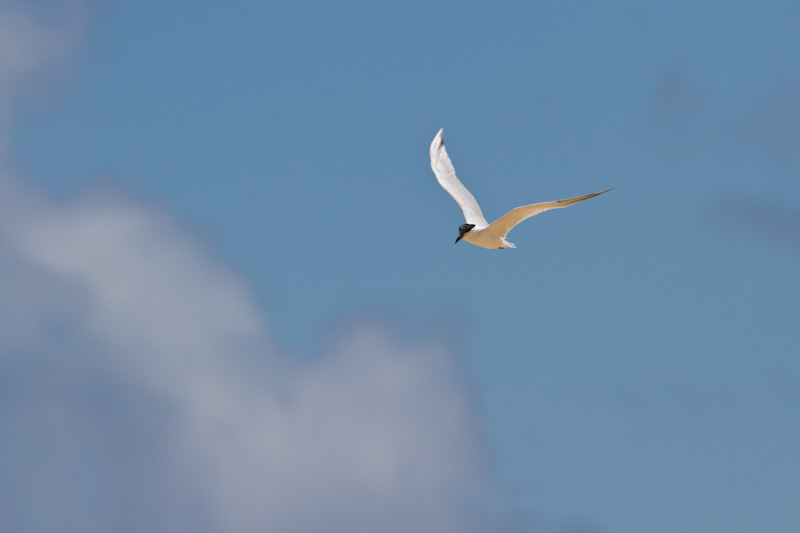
[
  {"x1": 430, "y1": 128, "x2": 445, "y2": 157},
  {"x1": 586, "y1": 187, "x2": 615, "y2": 199}
]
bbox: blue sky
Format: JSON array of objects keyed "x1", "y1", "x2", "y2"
[{"x1": 3, "y1": 1, "x2": 800, "y2": 532}]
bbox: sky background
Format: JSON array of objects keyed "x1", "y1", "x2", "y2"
[{"x1": 2, "y1": 1, "x2": 800, "y2": 532}]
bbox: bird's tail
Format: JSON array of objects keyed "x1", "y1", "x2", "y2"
[{"x1": 501, "y1": 239, "x2": 516, "y2": 249}]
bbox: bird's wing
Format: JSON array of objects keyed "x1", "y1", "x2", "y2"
[
  {"x1": 485, "y1": 188, "x2": 614, "y2": 238},
  {"x1": 430, "y1": 129, "x2": 489, "y2": 227}
]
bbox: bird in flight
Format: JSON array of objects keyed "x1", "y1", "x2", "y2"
[{"x1": 430, "y1": 128, "x2": 612, "y2": 249}]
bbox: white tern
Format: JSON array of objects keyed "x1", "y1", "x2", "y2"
[{"x1": 430, "y1": 128, "x2": 612, "y2": 249}]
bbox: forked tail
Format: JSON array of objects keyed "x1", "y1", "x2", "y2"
[{"x1": 501, "y1": 239, "x2": 516, "y2": 249}]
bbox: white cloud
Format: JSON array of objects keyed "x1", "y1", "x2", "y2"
[
  {"x1": 0, "y1": 147, "x2": 487, "y2": 533},
  {"x1": 0, "y1": 4, "x2": 488, "y2": 532}
]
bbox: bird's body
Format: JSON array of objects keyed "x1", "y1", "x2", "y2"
[
  {"x1": 429, "y1": 128, "x2": 612, "y2": 249},
  {"x1": 459, "y1": 223, "x2": 514, "y2": 250}
]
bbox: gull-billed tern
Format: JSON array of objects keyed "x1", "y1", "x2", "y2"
[{"x1": 430, "y1": 128, "x2": 612, "y2": 249}]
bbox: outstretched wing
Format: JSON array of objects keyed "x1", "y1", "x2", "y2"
[
  {"x1": 485, "y1": 188, "x2": 614, "y2": 238},
  {"x1": 429, "y1": 129, "x2": 489, "y2": 227}
]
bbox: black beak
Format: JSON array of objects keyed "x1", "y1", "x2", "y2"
[{"x1": 455, "y1": 235, "x2": 463, "y2": 244}]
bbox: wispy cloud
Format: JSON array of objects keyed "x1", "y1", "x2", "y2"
[
  {"x1": 711, "y1": 194, "x2": 800, "y2": 250},
  {"x1": 647, "y1": 63, "x2": 800, "y2": 167},
  {"x1": 646, "y1": 64, "x2": 713, "y2": 145},
  {"x1": 0, "y1": 0, "x2": 85, "y2": 153},
  {"x1": 647, "y1": 64, "x2": 800, "y2": 248}
]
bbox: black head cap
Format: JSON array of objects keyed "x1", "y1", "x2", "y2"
[{"x1": 455, "y1": 223, "x2": 475, "y2": 243}]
